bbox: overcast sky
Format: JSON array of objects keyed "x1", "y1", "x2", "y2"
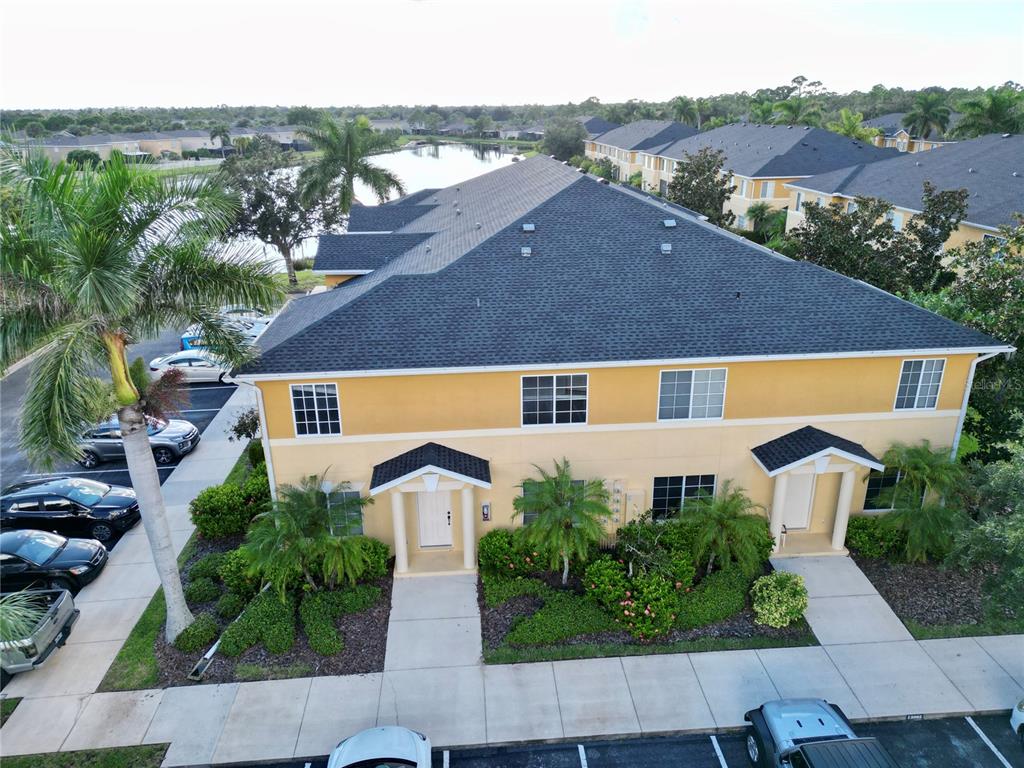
[{"x1": 2, "y1": 0, "x2": 1021, "y2": 109}]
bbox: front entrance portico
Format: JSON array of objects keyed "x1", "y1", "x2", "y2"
[{"x1": 752, "y1": 426, "x2": 884, "y2": 555}]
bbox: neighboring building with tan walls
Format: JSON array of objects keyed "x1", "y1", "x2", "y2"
[
  {"x1": 785, "y1": 133, "x2": 1024, "y2": 246},
  {"x1": 237, "y1": 156, "x2": 1011, "y2": 576},
  {"x1": 585, "y1": 120, "x2": 697, "y2": 181},
  {"x1": 863, "y1": 112, "x2": 959, "y2": 153}
]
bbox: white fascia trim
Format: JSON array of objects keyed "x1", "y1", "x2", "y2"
[
  {"x1": 312, "y1": 269, "x2": 373, "y2": 276},
  {"x1": 345, "y1": 230, "x2": 394, "y2": 235},
  {"x1": 234, "y1": 347, "x2": 1015, "y2": 384},
  {"x1": 755, "y1": 446, "x2": 885, "y2": 478},
  {"x1": 369, "y1": 464, "x2": 492, "y2": 496}
]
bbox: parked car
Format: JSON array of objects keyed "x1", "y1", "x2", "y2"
[
  {"x1": 180, "y1": 314, "x2": 271, "y2": 351},
  {"x1": 77, "y1": 415, "x2": 200, "y2": 467},
  {"x1": 150, "y1": 350, "x2": 231, "y2": 383},
  {"x1": 0, "y1": 589, "x2": 80, "y2": 686},
  {"x1": 745, "y1": 699, "x2": 899, "y2": 767},
  {"x1": 327, "y1": 726, "x2": 432, "y2": 768},
  {"x1": 1011, "y1": 698, "x2": 1024, "y2": 747},
  {"x1": 0, "y1": 477, "x2": 140, "y2": 543},
  {"x1": 0, "y1": 530, "x2": 108, "y2": 592}
]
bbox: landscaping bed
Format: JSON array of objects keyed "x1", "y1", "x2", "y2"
[{"x1": 1, "y1": 745, "x2": 168, "y2": 768}]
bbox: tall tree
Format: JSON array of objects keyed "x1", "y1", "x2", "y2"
[
  {"x1": 748, "y1": 101, "x2": 775, "y2": 123},
  {"x1": 298, "y1": 115, "x2": 405, "y2": 212},
  {"x1": 826, "y1": 108, "x2": 881, "y2": 141},
  {"x1": 665, "y1": 147, "x2": 736, "y2": 228},
  {"x1": 285, "y1": 105, "x2": 320, "y2": 127},
  {"x1": 772, "y1": 96, "x2": 823, "y2": 126},
  {"x1": 472, "y1": 114, "x2": 494, "y2": 137},
  {"x1": 0, "y1": 151, "x2": 281, "y2": 641},
  {"x1": 669, "y1": 96, "x2": 699, "y2": 126},
  {"x1": 687, "y1": 480, "x2": 768, "y2": 575},
  {"x1": 221, "y1": 135, "x2": 344, "y2": 287},
  {"x1": 953, "y1": 87, "x2": 1024, "y2": 137},
  {"x1": 541, "y1": 117, "x2": 587, "y2": 160},
  {"x1": 903, "y1": 92, "x2": 951, "y2": 138},
  {"x1": 209, "y1": 124, "x2": 231, "y2": 158}
]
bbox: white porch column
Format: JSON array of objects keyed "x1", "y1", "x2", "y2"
[
  {"x1": 832, "y1": 469, "x2": 856, "y2": 551},
  {"x1": 770, "y1": 473, "x2": 789, "y2": 553},
  {"x1": 390, "y1": 491, "x2": 409, "y2": 573},
  {"x1": 461, "y1": 485, "x2": 476, "y2": 570}
]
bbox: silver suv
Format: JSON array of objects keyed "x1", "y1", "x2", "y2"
[{"x1": 76, "y1": 417, "x2": 200, "y2": 467}]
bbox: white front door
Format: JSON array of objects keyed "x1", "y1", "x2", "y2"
[
  {"x1": 782, "y1": 473, "x2": 814, "y2": 530},
  {"x1": 417, "y1": 491, "x2": 453, "y2": 547}
]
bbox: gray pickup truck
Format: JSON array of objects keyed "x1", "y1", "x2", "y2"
[{"x1": 0, "y1": 589, "x2": 79, "y2": 685}]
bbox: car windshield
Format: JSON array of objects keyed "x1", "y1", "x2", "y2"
[
  {"x1": 146, "y1": 417, "x2": 167, "y2": 436},
  {"x1": 342, "y1": 761, "x2": 417, "y2": 768},
  {"x1": 54, "y1": 477, "x2": 110, "y2": 506},
  {"x1": 12, "y1": 530, "x2": 65, "y2": 566}
]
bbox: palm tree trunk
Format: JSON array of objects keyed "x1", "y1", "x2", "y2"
[
  {"x1": 118, "y1": 403, "x2": 195, "y2": 642},
  {"x1": 561, "y1": 553, "x2": 570, "y2": 586}
]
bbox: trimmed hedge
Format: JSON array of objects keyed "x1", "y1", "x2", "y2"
[
  {"x1": 189, "y1": 483, "x2": 251, "y2": 538},
  {"x1": 357, "y1": 537, "x2": 391, "y2": 580},
  {"x1": 751, "y1": 571, "x2": 808, "y2": 628},
  {"x1": 478, "y1": 529, "x2": 516, "y2": 576},
  {"x1": 218, "y1": 548, "x2": 258, "y2": 598},
  {"x1": 219, "y1": 592, "x2": 297, "y2": 657},
  {"x1": 189, "y1": 552, "x2": 226, "y2": 582},
  {"x1": 505, "y1": 591, "x2": 615, "y2": 646},
  {"x1": 482, "y1": 575, "x2": 549, "y2": 607},
  {"x1": 184, "y1": 576, "x2": 221, "y2": 605},
  {"x1": 299, "y1": 585, "x2": 383, "y2": 656},
  {"x1": 846, "y1": 514, "x2": 906, "y2": 559},
  {"x1": 246, "y1": 440, "x2": 265, "y2": 468},
  {"x1": 241, "y1": 464, "x2": 271, "y2": 509},
  {"x1": 173, "y1": 614, "x2": 218, "y2": 653},
  {"x1": 675, "y1": 568, "x2": 750, "y2": 630},
  {"x1": 216, "y1": 592, "x2": 247, "y2": 620}
]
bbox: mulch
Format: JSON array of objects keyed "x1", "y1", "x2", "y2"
[
  {"x1": 152, "y1": 537, "x2": 393, "y2": 688},
  {"x1": 853, "y1": 554, "x2": 993, "y2": 627}
]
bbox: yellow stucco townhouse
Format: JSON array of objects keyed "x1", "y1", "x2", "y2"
[
  {"x1": 785, "y1": 133, "x2": 1023, "y2": 248},
  {"x1": 864, "y1": 112, "x2": 958, "y2": 154},
  {"x1": 585, "y1": 120, "x2": 697, "y2": 182},
  {"x1": 636, "y1": 123, "x2": 899, "y2": 231},
  {"x1": 235, "y1": 156, "x2": 1012, "y2": 576}
]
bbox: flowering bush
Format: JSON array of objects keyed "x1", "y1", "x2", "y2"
[
  {"x1": 478, "y1": 528, "x2": 544, "y2": 577},
  {"x1": 751, "y1": 571, "x2": 808, "y2": 628},
  {"x1": 618, "y1": 573, "x2": 677, "y2": 640},
  {"x1": 584, "y1": 557, "x2": 628, "y2": 612}
]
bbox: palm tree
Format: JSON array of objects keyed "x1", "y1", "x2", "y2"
[
  {"x1": 686, "y1": 480, "x2": 767, "y2": 575},
  {"x1": 209, "y1": 124, "x2": 231, "y2": 158},
  {"x1": 772, "y1": 96, "x2": 823, "y2": 127},
  {"x1": 748, "y1": 101, "x2": 775, "y2": 124},
  {"x1": 826, "y1": 108, "x2": 882, "y2": 142},
  {"x1": 244, "y1": 472, "x2": 372, "y2": 598},
  {"x1": 298, "y1": 115, "x2": 406, "y2": 212},
  {"x1": 0, "y1": 592, "x2": 47, "y2": 648},
  {"x1": 746, "y1": 201, "x2": 775, "y2": 233},
  {"x1": 513, "y1": 458, "x2": 610, "y2": 585},
  {"x1": 953, "y1": 88, "x2": 1024, "y2": 138},
  {"x1": 669, "y1": 96, "x2": 699, "y2": 127},
  {"x1": 903, "y1": 92, "x2": 951, "y2": 139},
  {"x1": 0, "y1": 151, "x2": 282, "y2": 642}
]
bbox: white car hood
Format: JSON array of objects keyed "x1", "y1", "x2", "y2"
[{"x1": 328, "y1": 726, "x2": 425, "y2": 767}]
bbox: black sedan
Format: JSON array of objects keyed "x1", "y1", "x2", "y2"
[
  {"x1": 0, "y1": 477, "x2": 141, "y2": 543},
  {"x1": 0, "y1": 530, "x2": 108, "y2": 593}
]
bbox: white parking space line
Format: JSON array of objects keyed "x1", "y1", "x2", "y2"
[
  {"x1": 965, "y1": 717, "x2": 1012, "y2": 768},
  {"x1": 25, "y1": 466, "x2": 178, "y2": 478},
  {"x1": 443, "y1": 750, "x2": 450, "y2": 768},
  {"x1": 577, "y1": 744, "x2": 588, "y2": 768},
  {"x1": 710, "y1": 735, "x2": 728, "y2": 768}
]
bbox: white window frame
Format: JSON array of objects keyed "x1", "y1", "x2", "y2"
[
  {"x1": 290, "y1": 382, "x2": 342, "y2": 436},
  {"x1": 862, "y1": 468, "x2": 902, "y2": 512},
  {"x1": 847, "y1": 201, "x2": 858, "y2": 213},
  {"x1": 736, "y1": 178, "x2": 747, "y2": 197},
  {"x1": 520, "y1": 373, "x2": 589, "y2": 427},
  {"x1": 651, "y1": 474, "x2": 717, "y2": 520},
  {"x1": 736, "y1": 214, "x2": 747, "y2": 229},
  {"x1": 760, "y1": 180, "x2": 773, "y2": 199},
  {"x1": 656, "y1": 368, "x2": 728, "y2": 422},
  {"x1": 893, "y1": 358, "x2": 945, "y2": 411},
  {"x1": 795, "y1": 192, "x2": 804, "y2": 213}
]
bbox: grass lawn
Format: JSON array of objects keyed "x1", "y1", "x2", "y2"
[
  {"x1": 149, "y1": 163, "x2": 220, "y2": 178},
  {"x1": 1, "y1": 745, "x2": 168, "y2": 768},
  {"x1": 904, "y1": 615, "x2": 1024, "y2": 641},
  {"x1": 234, "y1": 661, "x2": 313, "y2": 682},
  {"x1": 1, "y1": 696, "x2": 22, "y2": 726},
  {"x1": 273, "y1": 270, "x2": 323, "y2": 295},
  {"x1": 223, "y1": 443, "x2": 255, "y2": 486}
]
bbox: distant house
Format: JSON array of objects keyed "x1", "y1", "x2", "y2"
[
  {"x1": 18, "y1": 132, "x2": 147, "y2": 163},
  {"x1": 163, "y1": 129, "x2": 221, "y2": 152},
  {"x1": 585, "y1": 120, "x2": 699, "y2": 180},
  {"x1": 635, "y1": 123, "x2": 899, "y2": 229},
  {"x1": 863, "y1": 112, "x2": 960, "y2": 153},
  {"x1": 133, "y1": 132, "x2": 183, "y2": 157},
  {"x1": 785, "y1": 133, "x2": 1024, "y2": 248},
  {"x1": 440, "y1": 121, "x2": 472, "y2": 136},
  {"x1": 576, "y1": 115, "x2": 620, "y2": 139},
  {"x1": 370, "y1": 119, "x2": 411, "y2": 134}
]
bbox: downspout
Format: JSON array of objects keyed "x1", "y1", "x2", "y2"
[
  {"x1": 949, "y1": 351, "x2": 1001, "y2": 461},
  {"x1": 244, "y1": 380, "x2": 279, "y2": 502}
]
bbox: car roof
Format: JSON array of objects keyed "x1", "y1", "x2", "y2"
[
  {"x1": 2, "y1": 477, "x2": 70, "y2": 496},
  {"x1": 330, "y1": 726, "x2": 420, "y2": 766},
  {"x1": 800, "y1": 738, "x2": 900, "y2": 768},
  {"x1": 761, "y1": 699, "x2": 855, "y2": 751},
  {"x1": 0, "y1": 528, "x2": 63, "y2": 553}
]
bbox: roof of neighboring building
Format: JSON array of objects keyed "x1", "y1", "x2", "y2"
[
  {"x1": 388, "y1": 188, "x2": 441, "y2": 206},
  {"x1": 239, "y1": 156, "x2": 1004, "y2": 378},
  {"x1": 370, "y1": 442, "x2": 491, "y2": 492},
  {"x1": 863, "y1": 111, "x2": 961, "y2": 140},
  {"x1": 162, "y1": 129, "x2": 211, "y2": 138},
  {"x1": 347, "y1": 203, "x2": 439, "y2": 232},
  {"x1": 592, "y1": 119, "x2": 698, "y2": 151},
  {"x1": 653, "y1": 124, "x2": 901, "y2": 178},
  {"x1": 577, "y1": 115, "x2": 621, "y2": 138},
  {"x1": 751, "y1": 426, "x2": 883, "y2": 475},
  {"x1": 314, "y1": 233, "x2": 433, "y2": 271},
  {"x1": 790, "y1": 133, "x2": 1024, "y2": 230}
]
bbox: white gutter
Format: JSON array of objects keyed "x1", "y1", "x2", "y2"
[{"x1": 950, "y1": 351, "x2": 1004, "y2": 460}]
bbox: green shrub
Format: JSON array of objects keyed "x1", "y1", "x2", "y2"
[
  {"x1": 482, "y1": 575, "x2": 549, "y2": 607},
  {"x1": 330, "y1": 584, "x2": 382, "y2": 614},
  {"x1": 263, "y1": 616, "x2": 296, "y2": 653},
  {"x1": 751, "y1": 571, "x2": 808, "y2": 628},
  {"x1": 669, "y1": 552, "x2": 696, "y2": 590},
  {"x1": 659, "y1": 518, "x2": 701, "y2": 558},
  {"x1": 216, "y1": 592, "x2": 246, "y2": 620},
  {"x1": 846, "y1": 515, "x2": 905, "y2": 559},
  {"x1": 189, "y1": 552, "x2": 226, "y2": 582},
  {"x1": 218, "y1": 548, "x2": 258, "y2": 598},
  {"x1": 185, "y1": 576, "x2": 221, "y2": 604},
  {"x1": 478, "y1": 529, "x2": 516, "y2": 576},
  {"x1": 219, "y1": 592, "x2": 296, "y2": 657},
  {"x1": 190, "y1": 483, "x2": 251, "y2": 538},
  {"x1": 357, "y1": 537, "x2": 391, "y2": 580},
  {"x1": 173, "y1": 614, "x2": 218, "y2": 653},
  {"x1": 505, "y1": 591, "x2": 615, "y2": 646},
  {"x1": 675, "y1": 568, "x2": 750, "y2": 630},
  {"x1": 246, "y1": 440, "x2": 265, "y2": 468},
  {"x1": 299, "y1": 592, "x2": 343, "y2": 655},
  {"x1": 584, "y1": 557, "x2": 628, "y2": 612},
  {"x1": 619, "y1": 573, "x2": 677, "y2": 640},
  {"x1": 241, "y1": 464, "x2": 271, "y2": 509}
]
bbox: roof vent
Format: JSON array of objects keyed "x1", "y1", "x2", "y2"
[
  {"x1": 1003, "y1": 133, "x2": 1011, "y2": 138},
  {"x1": 915, "y1": 161, "x2": 922, "y2": 166},
  {"x1": 453, "y1": 201, "x2": 458, "y2": 206},
  {"x1": 475, "y1": 222, "x2": 482, "y2": 229},
  {"x1": 1013, "y1": 171, "x2": 1020, "y2": 177},
  {"x1": 425, "y1": 245, "x2": 431, "y2": 252},
  {"x1": 968, "y1": 167, "x2": 975, "y2": 173},
  {"x1": 456, "y1": 208, "x2": 462, "y2": 215},
  {"x1": 521, "y1": 246, "x2": 532, "y2": 256},
  {"x1": 599, "y1": 178, "x2": 610, "y2": 185},
  {"x1": 660, "y1": 243, "x2": 672, "y2": 255},
  {"x1": 663, "y1": 219, "x2": 677, "y2": 228},
  {"x1": 522, "y1": 223, "x2": 536, "y2": 232},
  {"x1": 577, "y1": 167, "x2": 586, "y2": 173}
]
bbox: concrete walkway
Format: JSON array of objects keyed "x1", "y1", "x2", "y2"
[{"x1": 384, "y1": 574, "x2": 481, "y2": 671}]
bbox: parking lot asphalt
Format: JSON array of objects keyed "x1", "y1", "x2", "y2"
[{"x1": 250, "y1": 715, "x2": 1022, "y2": 768}]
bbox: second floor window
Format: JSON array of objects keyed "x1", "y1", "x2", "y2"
[
  {"x1": 658, "y1": 369, "x2": 727, "y2": 420},
  {"x1": 522, "y1": 374, "x2": 588, "y2": 426},
  {"x1": 795, "y1": 192, "x2": 804, "y2": 212},
  {"x1": 291, "y1": 383, "x2": 341, "y2": 435},
  {"x1": 894, "y1": 359, "x2": 945, "y2": 410},
  {"x1": 760, "y1": 181, "x2": 773, "y2": 198}
]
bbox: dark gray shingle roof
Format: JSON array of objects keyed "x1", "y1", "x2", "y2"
[
  {"x1": 314, "y1": 233, "x2": 433, "y2": 271},
  {"x1": 654, "y1": 124, "x2": 900, "y2": 178},
  {"x1": 752, "y1": 426, "x2": 882, "y2": 473},
  {"x1": 592, "y1": 120, "x2": 698, "y2": 151},
  {"x1": 240, "y1": 156, "x2": 1003, "y2": 377},
  {"x1": 347, "y1": 204, "x2": 437, "y2": 232},
  {"x1": 790, "y1": 133, "x2": 1024, "y2": 230},
  {"x1": 370, "y1": 442, "x2": 491, "y2": 490},
  {"x1": 387, "y1": 188, "x2": 441, "y2": 206},
  {"x1": 577, "y1": 115, "x2": 621, "y2": 138}
]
